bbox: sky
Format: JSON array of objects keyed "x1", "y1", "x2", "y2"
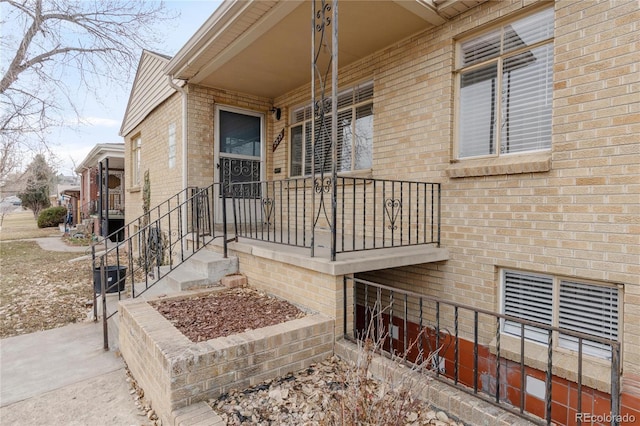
[{"x1": 47, "y1": 1, "x2": 223, "y2": 176}]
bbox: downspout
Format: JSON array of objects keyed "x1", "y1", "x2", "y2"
[
  {"x1": 167, "y1": 76, "x2": 189, "y2": 233},
  {"x1": 167, "y1": 76, "x2": 188, "y2": 192}
]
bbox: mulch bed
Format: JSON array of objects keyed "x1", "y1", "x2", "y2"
[{"x1": 150, "y1": 287, "x2": 306, "y2": 342}]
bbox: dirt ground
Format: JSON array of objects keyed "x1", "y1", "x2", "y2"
[{"x1": 0, "y1": 210, "x2": 94, "y2": 338}]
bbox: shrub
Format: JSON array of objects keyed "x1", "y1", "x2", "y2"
[
  {"x1": 325, "y1": 305, "x2": 448, "y2": 426},
  {"x1": 37, "y1": 206, "x2": 67, "y2": 228}
]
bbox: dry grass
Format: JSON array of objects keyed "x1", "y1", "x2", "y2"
[
  {"x1": 0, "y1": 209, "x2": 61, "y2": 241},
  {"x1": 0, "y1": 210, "x2": 94, "y2": 338}
]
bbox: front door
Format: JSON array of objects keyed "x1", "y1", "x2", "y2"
[{"x1": 214, "y1": 106, "x2": 264, "y2": 221}]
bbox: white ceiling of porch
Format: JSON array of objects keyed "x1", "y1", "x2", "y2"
[{"x1": 168, "y1": 1, "x2": 485, "y2": 99}]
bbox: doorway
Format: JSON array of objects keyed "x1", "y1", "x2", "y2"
[{"x1": 214, "y1": 106, "x2": 265, "y2": 221}]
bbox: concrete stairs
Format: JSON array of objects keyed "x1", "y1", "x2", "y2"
[
  {"x1": 165, "y1": 250, "x2": 238, "y2": 291},
  {"x1": 101, "y1": 249, "x2": 238, "y2": 350}
]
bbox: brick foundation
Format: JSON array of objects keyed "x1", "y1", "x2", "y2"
[{"x1": 119, "y1": 291, "x2": 334, "y2": 425}]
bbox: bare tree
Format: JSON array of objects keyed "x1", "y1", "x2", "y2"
[
  {"x1": 0, "y1": 199, "x2": 18, "y2": 227},
  {"x1": 0, "y1": 0, "x2": 175, "y2": 176},
  {"x1": 0, "y1": 136, "x2": 21, "y2": 181}
]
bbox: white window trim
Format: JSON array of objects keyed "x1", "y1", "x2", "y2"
[
  {"x1": 132, "y1": 135, "x2": 142, "y2": 187},
  {"x1": 453, "y1": 6, "x2": 554, "y2": 162}
]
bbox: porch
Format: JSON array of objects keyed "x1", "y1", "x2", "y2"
[
  {"x1": 217, "y1": 235, "x2": 448, "y2": 276},
  {"x1": 223, "y1": 175, "x2": 444, "y2": 262},
  {"x1": 90, "y1": 174, "x2": 447, "y2": 351}
]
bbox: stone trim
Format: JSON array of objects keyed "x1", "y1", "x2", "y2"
[{"x1": 446, "y1": 152, "x2": 552, "y2": 178}]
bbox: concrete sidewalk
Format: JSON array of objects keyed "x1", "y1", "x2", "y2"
[
  {"x1": 0, "y1": 322, "x2": 149, "y2": 426},
  {"x1": 31, "y1": 236, "x2": 92, "y2": 253}
]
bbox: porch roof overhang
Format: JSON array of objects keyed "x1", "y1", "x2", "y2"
[
  {"x1": 165, "y1": 0, "x2": 482, "y2": 99},
  {"x1": 75, "y1": 143, "x2": 125, "y2": 173}
]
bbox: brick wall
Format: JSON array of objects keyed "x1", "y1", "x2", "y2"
[
  {"x1": 224, "y1": 247, "x2": 348, "y2": 337},
  {"x1": 119, "y1": 293, "x2": 334, "y2": 426},
  {"x1": 123, "y1": 93, "x2": 184, "y2": 224},
  {"x1": 267, "y1": 0, "x2": 638, "y2": 383}
]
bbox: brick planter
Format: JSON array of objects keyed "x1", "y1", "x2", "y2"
[{"x1": 118, "y1": 291, "x2": 334, "y2": 425}]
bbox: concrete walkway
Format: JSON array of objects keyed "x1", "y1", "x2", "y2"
[
  {"x1": 0, "y1": 322, "x2": 149, "y2": 426},
  {"x1": 29, "y1": 236, "x2": 93, "y2": 253},
  {"x1": 0, "y1": 323, "x2": 149, "y2": 426},
  {"x1": 0, "y1": 234, "x2": 150, "y2": 425}
]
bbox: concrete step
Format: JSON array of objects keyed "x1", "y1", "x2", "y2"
[
  {"x1": 187, "y1": 250, "x2": 239, "y2": 280},
  {"x1": 100, "y1": 248, "x2": 238, "y2": 350},
  {"x1": 164, "y1": 250, "x2": 238, "y2": 290},
  {"x1": 165, "y1": 268, "x2": 212, "y2": 291}
]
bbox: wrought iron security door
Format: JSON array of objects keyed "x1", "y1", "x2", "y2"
[{"x1": 215, "y1": 107, "x2": 264, "y2": 222}]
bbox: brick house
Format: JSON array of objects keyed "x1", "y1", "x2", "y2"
[
  {"x1": 76, "y1": 143, "x2": 125, "y2": 239},
  {"x1": 120, "y1": 1, "x2": 639, "y2": 424}
]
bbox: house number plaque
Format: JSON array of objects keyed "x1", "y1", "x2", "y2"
[{"x1": 272, "y1": 129, "x2": 284, "y2": 152}]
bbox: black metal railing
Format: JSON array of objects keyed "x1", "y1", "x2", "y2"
[
  {"x1": 91, "y1": 183, "x2": 227, "y2": 349},
  {"x1": 343, "y1": 277, "x2": 621, "y2": 426},
  {"x1": 80, "y1": 200, "x2": 98, "y2": 219},
  {"x1": 230, "y1": 177, "x2": 441, "y2": 260}
]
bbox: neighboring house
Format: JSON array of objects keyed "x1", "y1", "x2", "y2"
[
  {"x1": 75, "y1": 143, "x2": 125, "y2": 240},
  {"x1": 120, "y1": 1, "x2": 638, "y2": 424},
  {"x1": 56, "y1": 184, "x2": 80, "y2": 226}
]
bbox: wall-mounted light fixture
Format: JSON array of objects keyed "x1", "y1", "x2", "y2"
[{"x1": 270, "y1": 107, "x2": 282, "y2": 121}]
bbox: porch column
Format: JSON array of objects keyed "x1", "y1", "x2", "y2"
[{"x1": 311, "y1": 0, "x2": 339, "y2": 261}]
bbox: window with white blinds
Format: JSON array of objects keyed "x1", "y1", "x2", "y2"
[
  {"x1": 289, "y1": 82, "x2": 373, "y2": 177},
  {"x1": 502, "y1": 270, "x2": 620, "y2": 360},
  {"x1": 503, "y1": 270, "x2": 553, "y2": 344},
  {"x1": 559, "y1": 280, "x2": 619, "y2": 359},
  {"x1": 456, "y1": 7, "x2": 554, "y2": 159}
]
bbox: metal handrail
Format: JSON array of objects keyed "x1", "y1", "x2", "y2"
[
  {"x1": 79, "y1": 200, "x2": 98, "y2": 218},
  {"x1": 343, "y1": 276, "x2": 621, "y2": 426},
  {"x1": 229, "y1": 176, "x2": 441, "y2": 260},
  {"x1": 99, "y1": 186, "x2": 201, "y2": 244},
  {"x1": 91, "y1": 183, "x2": 227, "y2": 349}
]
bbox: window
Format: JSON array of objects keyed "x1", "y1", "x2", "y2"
[
  {"x1": 290, "y1": 82, "x2": 373, "y2": 177},
  {"x1": 456, "y1": 8, "x2": 554, "y2": 159},
  {"x1": 502, "y1": 269, "x2": 619, "y2": 359},
  {"x1": 168, "y1": 123, "x2": 176, "y2": 169},
  {"x1": 132, "y1": 135, "x2": 141, "y2": 186}
]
